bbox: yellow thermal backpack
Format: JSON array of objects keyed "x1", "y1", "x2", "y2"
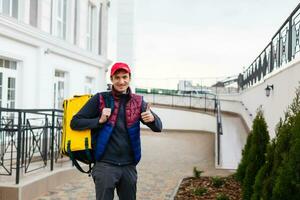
[
  {"x1": 61, "y1": 93, "x2": 111, "y2": 173},
  {"x1": 61, "y1": 94, "x2": 93, "y2": 173}
]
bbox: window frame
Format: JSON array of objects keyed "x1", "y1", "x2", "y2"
[
  {"x1": 54, "y1": 0, "x2": 67, "y2": 39},
  {"x1": 0, "y1": 0, "x2": 18, "y2": 18},
  {"x1": 86, "y1": 2, "x2": 96, "y2": 51}
]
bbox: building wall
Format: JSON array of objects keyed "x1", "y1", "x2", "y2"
[
  {"x1": 0, "y1": 0, "x2": 111, "y2": 109},
  {"x1": 219, "y1": 57, "x2": 300, "y2": 138},
  {"x1": 142, "y1": 107, "x2": 216, "y2": 132}
]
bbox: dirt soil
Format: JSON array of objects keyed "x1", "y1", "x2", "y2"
[{"x1": 174, "y1": 176, "x2": 242, "y2": 200}]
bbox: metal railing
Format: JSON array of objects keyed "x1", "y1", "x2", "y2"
[
  {"x1": 238, "y1": 3, "x2": 300, "y2": 89},
  {"x1": 0, "y1": 108, "x2": 63, "y2": 184},
  {"x1": 139, "y1": 92, "x2": 217, "y2": 112}
]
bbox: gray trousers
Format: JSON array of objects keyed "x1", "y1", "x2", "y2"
[{"x1": 91, "y1": 162, "x2": 137, "y2": 200}]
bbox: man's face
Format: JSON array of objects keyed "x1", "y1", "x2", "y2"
[{"x1": 111, "y1": 70, "x2": 131, "y2": 93}]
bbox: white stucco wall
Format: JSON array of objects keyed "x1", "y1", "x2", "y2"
[
  {"x1": 220, "y1": 57, "x2": 300, "y2": 138},
  {"x1": 142, "y1": 107, "x2": 216, "y2": 132}
]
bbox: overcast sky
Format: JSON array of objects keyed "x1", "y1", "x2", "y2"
[{"x1": 108, "y1": 0, "x2": 300, "y2": 89}]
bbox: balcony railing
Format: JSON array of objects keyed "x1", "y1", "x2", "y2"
[
  {"x1": 238, "y1": 3, "x2": 300, "y2": 89},
  {"x1": 0, "y1": 108, "x2": 63, "y2": 184}
]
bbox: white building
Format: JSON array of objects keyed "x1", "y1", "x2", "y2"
[
  {"x1": 0, "y1": 0, "x2": 111, "y2": 110},
  {"x1": 108, "y1": 0, "x2": 136, "y2": 89}
]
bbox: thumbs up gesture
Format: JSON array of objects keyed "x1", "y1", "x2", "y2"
[{"x1": 141, "y1": 103, "x2": 155, "y2": 123}]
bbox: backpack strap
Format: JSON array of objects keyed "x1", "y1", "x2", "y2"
[
  {"x1": 67, "y1": 141, "x2": 92, "y2": 174},
  {"x1": 101, "y1": 91, "x2": 113, "y2": 111}
]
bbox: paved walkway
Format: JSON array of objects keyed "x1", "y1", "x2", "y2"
[{"x1": 35, "y1": 130, "x2": 233, "y2": 200}]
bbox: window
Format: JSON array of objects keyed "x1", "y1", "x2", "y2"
[
  {"x1": 0, "y1": 0, "x2": 18, "y2": 18},
  {"x1": 7, "y1": 77, "x2": 15, "y2": 108},
  {"x1": 0, "y1": 58, "x2": 18, "y2": 109},
  {"x1": 54, "y1": 0, "x2": 67, "y2": 39},
  {"x1": 86, "y1": 3, "x2": 96, "y2": 51},
  {"x1": 84, "y1": 76, "x2": 94, "y2": 94},
  {"x1": 54, "y1": 70, "x2": 66, "y2": 109},
  {"x1": 29, "y1": 0, "x2": 38, "y2": 27},
  {"x1": 73, "y1": 0, "x2": 78, "y2": 44}
]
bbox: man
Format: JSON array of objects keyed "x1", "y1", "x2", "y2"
[{"x1": 70, "y1": 62, "x2": 162, "y2": 200}]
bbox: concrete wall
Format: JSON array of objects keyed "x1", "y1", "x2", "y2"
[{"x1": 143, "y1": 107, "x2": 216, "y2": 133}]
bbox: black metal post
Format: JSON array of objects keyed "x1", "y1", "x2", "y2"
[
  {"x1": 217, "y1": 124, "x2": 220, "y2": 165},
  {"x1": 278, "y1": 32, "x2": 281, "y2": 68},
  {"x1": 16, "y1": 111, "x2": 22, "y2": 184},
  {"x1": 288, "y1": 17, "x2": 293, "y2": 61},
  {"x1": 43, "y1": 116, "x2": 48, "y2": 164},
  {"x1": 270, "y1": 41, "x2": 274, "y2": 72},
  {"x1": 21, "y1": 112, "x2": 26, "y2": 166},
  {"x1": 51, "y1": 110, "x2": 55, "y2": 171}
]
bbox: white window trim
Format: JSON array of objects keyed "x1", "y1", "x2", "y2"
[
  {"x1": 84, "y1": 76, "x2": 95, "y2": 94},
  {"x1": 0, "y1": 0, "x2": 13, "y2": 16},
  {"x1": 53, "y1": 0, "x2": 67, "y2": 39},
  {"x1": 54, "y1": 70, "x2": 67, "y2": 109},
  {"x1": 86, "y1": 2, "x2": 96, "y2": 51},
  {"x1": 0, "y1": 0, "x2": 3, "y2": 13},
  {"x1": 0, "y1": 59, "x2": 18, "y2": 109}
]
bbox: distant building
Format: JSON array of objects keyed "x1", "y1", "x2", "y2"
[
  {"x1": 0, "y1": 0, "x2": 111, "y2": 109},
  {"x1": 109, "y1": 0, "x2": 136, "y2": 90}
]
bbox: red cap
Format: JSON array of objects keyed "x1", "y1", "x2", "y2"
[{"x1": 110, "y1": 62, "x2": 131, "y2": 76}]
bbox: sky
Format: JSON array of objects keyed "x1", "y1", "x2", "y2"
[{"x1": 108, "y1": 0, "x2": 300, "y2": 89}]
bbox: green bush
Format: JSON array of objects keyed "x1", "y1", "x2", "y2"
[
  {"x1": 251, "y1": 139, "x2": 275, "y2": 200},
  {"x1": 216, "y1": 193, "x2": 230, "y2": 200},
  {"x1": 193, "y1": 167, "x2": 203, "y2": 178},
  {"x1": 242, "y1": 110, "x2": 270, "y2": 200},
  {"x1": 252, "y1": 86, "x2": 300, "y2": 199},
  {"x1": 236, "y1": 132, "x2": 253, "y2": 182},
  {"x1": 272, "y1": 112, "x2": 300, "y2": 200},
  {"x1": 193, "y1": 187, "x2": 207, "y2": 196},
  {"x1": 211, "y1": 176, "x2": 225, "y2": 188}
]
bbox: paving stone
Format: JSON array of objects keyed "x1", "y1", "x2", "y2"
[{"x1": 36, "y1": 130, "x2": 233, "y2": 200}]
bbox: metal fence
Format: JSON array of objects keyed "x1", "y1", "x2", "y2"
[
  {"x1": 0, "y1": 108, "x2": 63, "y2": 184},
  {"x1": 238, "y1": 3, "x2": 300, "y2": 89},
  {"x1": 140, "y1": 92, "x2": 217, "y2": 112}
]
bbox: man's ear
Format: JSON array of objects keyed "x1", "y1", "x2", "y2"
[{"x1": 110, "y1": 76, "x2": 113, "y2": 82}]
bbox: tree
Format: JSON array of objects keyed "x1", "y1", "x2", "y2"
[
  {"x1": 242, "y1": 111, "x2": 270, "y2": 200},
  {"x1": 272, "y1": 112, "x2": 300, "y2": 200},
  {"x1": 236, "y1": 132, "x2": 253, "y2": 183}
]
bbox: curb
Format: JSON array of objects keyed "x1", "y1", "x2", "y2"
[{"x1": 169, "y1": 177, "x2": 187, "y2": 200}]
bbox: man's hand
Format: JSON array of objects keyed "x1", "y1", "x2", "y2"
[
  {"x1": 99, "y1": 108, "x2": 111, "y2": 124},
  {"x1": 141, "y1": 103, "x2": 155, "y2": 123}
]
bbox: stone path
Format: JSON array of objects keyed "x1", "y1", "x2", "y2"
[{"x1": 35, "y1": 130, "x2": 233, "y2": 200}]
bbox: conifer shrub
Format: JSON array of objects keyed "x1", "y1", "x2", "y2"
[
  {"x1": 242, "y1": 111, "x2": 270, "y2": 200},
  {"x1": 252, "y1": 85, "x2": 300, "y2": 199},
  {"x1": 235, "y1": 132, "x2": 253, "y2": 182},
  {"x1": 251, "y1": 139, "x2": 275, "y2": 200},
  {"x1": 272, "y1": 111, "x2": 300, "y2": 200}
]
